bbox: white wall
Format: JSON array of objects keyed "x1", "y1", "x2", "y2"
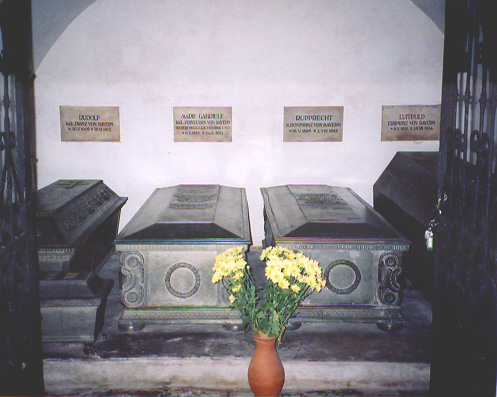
[{"x1": 35, "y1": 0, "x2": 443, "y2": 245}]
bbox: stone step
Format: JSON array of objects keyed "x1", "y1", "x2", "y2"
[{"x1": 44, "y1": 357, "x2": 429, "y2": 396}]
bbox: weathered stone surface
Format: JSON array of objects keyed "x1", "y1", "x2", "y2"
[
  {"x1": 261, "y1": 185, "x2": 410, "y2": 329},
  {"x1": 114, "y1": 185, "x2": 251, "y2": 330}
]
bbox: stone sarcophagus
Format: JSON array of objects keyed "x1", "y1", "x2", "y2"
[
  {"x1": 374, "y1": 151, "x2": 438, "y2": 300},
  {"x1": 35, "y1": 179, "x2": 127, "y2": 342},
  {"x1": 36, "y1": 179, "x2": 128, "y2": 273},
  {"x1": 261, "y1": 184, "x2": 410, "y2": 330},
  {"x1": 114, "y1": 184, "x2": 252, "y2": 331}
]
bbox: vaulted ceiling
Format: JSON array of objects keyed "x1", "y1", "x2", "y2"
[{"x1": 31, "y1": 0, "x2": 445, "y2": 71}]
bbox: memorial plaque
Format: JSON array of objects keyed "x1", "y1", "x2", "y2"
[
  {"x1": 381, "y1": 105, "x2": 440, "y2": 141},
  {"x1": 60, "y1": 106, "x2": 120, "y2": 142},
  {"x1": 174, "y1": 107, "x2": 232, "y2": 142},
  {"x1": 261, "y1": 184, "x2": 410, "y2": 330},
  {"x1": 283, "y1": 106, "x2": 343, "y2": 142},
  {"x1": 114, "y1": 184, "x2": 251, "y2": 331}
]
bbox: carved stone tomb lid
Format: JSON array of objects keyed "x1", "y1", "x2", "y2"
[
  {"x1": 115, "y1": 184, "x2": 251, "y2": 244},
  {"x1": 36, "y1": 179, "x2": 127, "y2": 247},
  {"x1": 261, "y1": 184, "x2": 410, "y2": 245}
]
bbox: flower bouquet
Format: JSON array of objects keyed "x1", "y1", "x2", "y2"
[
  {"x1": 212, "y1": 245, "x2": 326, "y2": 341},
  {"x1": 212, "y1": 245, "x2": 326, "y2": 396}
]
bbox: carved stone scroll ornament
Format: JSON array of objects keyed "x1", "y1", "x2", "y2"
[
  {"x1": 121, "y1": 252, "x2": 146, "y2": 308},
  {"x1": 378, "y1": 252, "x2": 402, "y2": 306}
]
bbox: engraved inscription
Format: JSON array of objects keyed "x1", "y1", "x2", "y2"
[
  {"x1": 381, "y1": 104, "x2": 440, "y2": 141},
  {"x1": 62, "y1": 187, "x2": 112, "y2": 231},
  {"x1": 169, "y1": 193, "x2": 217, "y2": 210},
  {"x1": 169, "y1": 203, "x2": 214, "y2": 210},
  {"x1": 284, "y1": 106, "x2": 343, "y2": 142},
  {"x1": 174, "y1": 106, "x2": 232, "y2": 142},
  {"x1": 60, "y1": 106, "x2": 120, "y2": 142},
  {"x1": 288, "y1": 244, "x2": 410, "y2": 252},
  {"x1": 296, "y1": 193, "x2": 347, "y2": 206},
  {"x1": 173, "y1": 194, "x2": 217, "y2": 202}
]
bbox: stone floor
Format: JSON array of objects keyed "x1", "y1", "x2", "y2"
[
  {"x1": 42, "y1": 248, "x2": 432, "y2": 397},
  {"x1": 87, "y1": 387, "x2": 427, "y2": 396}
]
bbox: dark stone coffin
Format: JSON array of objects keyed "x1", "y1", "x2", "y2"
[
  {"x1": 36, "y1": 179, "x2": 127, "y2": 342},
  {"x1": 373, "y1": 152, "x2": 438, "y2": 300},
  {"x1": 114, "y1": 184, "x2": 252, "y2": 331},
  {"x1": 261, "y1": 185, "x2": 410, "y2": 330},
  {"x1": 36, "y1": 179, "x2": 128, "y2": 273}
]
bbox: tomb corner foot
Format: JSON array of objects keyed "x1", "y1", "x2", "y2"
[
  {"x1": 118, "y1": 321, "x2": 145, "y2": 333},
  {"x1": 376, "y1": 321, "x2": 404, "y2": 332}
]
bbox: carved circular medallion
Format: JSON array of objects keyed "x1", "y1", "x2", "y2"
[
  {"x1": 165, "y1": 262, "x2": 201, "y2": 298},
  {"x1": 380, "y1": 290, "x2": 399, "y2": 305},
  {"x1": 325, "y1": 260, "x2": 361, "y2": 295},
  {"x1": 126, "y1": 291, "x2": 140, "y2": 304},
  {"x1": 123, "y1": 252, "x2": 144, "y2": 268},
  {"x1": 380, "y1": 253, "x2": 400, "y2": 268}
]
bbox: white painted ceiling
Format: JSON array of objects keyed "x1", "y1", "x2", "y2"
[{"x1": 31, "y1": 0, "x2": 445, "y2": 71}]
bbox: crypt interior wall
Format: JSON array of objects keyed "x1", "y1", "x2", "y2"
[{"x1": 34, "y1": 0, "x2": 443, "y2": 245}]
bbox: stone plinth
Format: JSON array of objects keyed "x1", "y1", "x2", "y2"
[{"x1": 40, "y1": 271, "x2": 113, "y2": 342}]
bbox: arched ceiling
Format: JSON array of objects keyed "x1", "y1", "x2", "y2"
[
  {"x1": 32, "y1": 0, "x2": 97, "y2": 70},
  {"x1": 31, "y1": 0, "x2": 444, "y2": 71}
]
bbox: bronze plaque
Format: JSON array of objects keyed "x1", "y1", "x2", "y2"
[
  {"x1": 381, "y1": 105, "x2": 440, "y2": 141},
  {"x1": 284, "y1": 106, "x2": 343, "y2": 142},
  {"x1": 60, "y1": 106, "x2": 120, "y2": 142},
  {"x1": 174, "y1": 107, "x2": 232, "y2": 142}
]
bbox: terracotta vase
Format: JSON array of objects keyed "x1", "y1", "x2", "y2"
[{"x1": 248, "y1": 333, "x2": 285, "y2": 397}]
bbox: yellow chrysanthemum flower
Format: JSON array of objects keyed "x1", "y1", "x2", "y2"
[
  {"x1": 212, "y1": 246, "x2": 248, "y2": 284},
  {"x1": 229, "y1": 294, "x2": 236, "y2": 303},
  {"x1": 278, "y1": 279, "x2": 290, "y2": 289},
  {"x1": 232, "y1": 270, "x2": 244, "y2": 281},
  {"x1": 232, "y1": 284, "x2": 242, "y2": 293}
]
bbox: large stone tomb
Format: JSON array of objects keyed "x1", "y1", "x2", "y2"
[
  {"x1": 374, "y1": 151, "x2": 438, "y2": 301},
  {"x1": 261, "y1": 185, "x2": 410, "y2": 330},
  {"x1": 115, "y1": 184, "x2": 252, "y2": 331},
  {"x1": 36, "y1": 179, "x2": 128, "y2": 273},
  {"x1": 36, "y1": 179, "x2": 127, "y2": 342}
]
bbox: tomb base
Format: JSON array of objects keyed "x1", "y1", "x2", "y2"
[
  {"x1": 40, "y1": 271, "x2": 113, "y2": 343},
  {"x1": 118, "y1": 307, "x2": 241, "y2": 332}
]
